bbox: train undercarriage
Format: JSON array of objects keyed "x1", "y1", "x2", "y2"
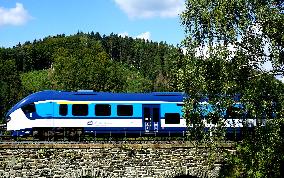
[{"x1": 0, "y1": 126, "x2": 252, "y2": 142}]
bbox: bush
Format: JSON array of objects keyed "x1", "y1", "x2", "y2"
[{"x1": 219, "y1": 118, "x2": 284, "y2": 178}]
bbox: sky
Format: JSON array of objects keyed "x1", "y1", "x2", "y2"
[{"x1": 0, "y1": 0, "x2": 186, "y2": 48}]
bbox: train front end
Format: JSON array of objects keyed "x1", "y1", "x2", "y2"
[{"x1": 5, "y1": 91, "x2": 51, "y2": 137}]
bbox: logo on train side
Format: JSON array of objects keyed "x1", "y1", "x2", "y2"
[{"x1": 87, "y1": 121, "x2": 93, "y2": 125}]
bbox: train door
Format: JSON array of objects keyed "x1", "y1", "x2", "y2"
[{"x1": 143, "y1": 105, "x2": 160, "y2": 133}]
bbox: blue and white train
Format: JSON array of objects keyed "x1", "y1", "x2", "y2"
[
  {"x1": 5, "y1": 90, "x2": 252, "y2": 137},
  {"x1": 5, "y1": 90, "x2": 187, "y2": 137}
]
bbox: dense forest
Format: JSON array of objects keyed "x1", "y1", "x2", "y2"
[{"x1": 0, "y1": 32, "x2": 184, "y2": 121}]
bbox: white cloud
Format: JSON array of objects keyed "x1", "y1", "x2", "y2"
[
  {"x1": 118, "y1": 31, "x2": 151, "y2": 40},
  {"x1": 0, "y1": 3, "x2": 32, "y2": 26},
  {"x1": 118, "y1": 32, "x2": 129, "y2": 37},
  {"x1": 114, "y1": 0, "x2": 185, "y2": 18},
  {"x1": 136, "y1": 31, "x2": 150, "y2": 40}
]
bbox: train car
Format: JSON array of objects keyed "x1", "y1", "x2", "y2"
[
  {"x1": 5, "y1": 90, "x2": 260, "y2": 138},
  {"x1": 5, "y1": 90, "x2": 187, "y2": 137}
]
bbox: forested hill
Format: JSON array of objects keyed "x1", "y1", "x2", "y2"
[{"x1": 0, "y1": 32, "x2": 184, "y2": 120}]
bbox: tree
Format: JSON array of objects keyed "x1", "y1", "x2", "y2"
[
  {"x1": 0, "y1": 59, "x2": 24, "y2": 123},
  {"x1": 52, "y1": 42, "x2": 131, "y2": 92},
  {"x1": 21, "y1": 69, "x2": 53, "y2": 93},
  {"x1": 180, "y1": 0, "x2": 284, "y2": 177},
  {"x1": 181, "y1": 0, "x2": 283, "y2": 74}
]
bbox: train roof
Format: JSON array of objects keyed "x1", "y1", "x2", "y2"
[
  {"x1": 30, "y1": 90, "x2": 186, "y2": 102},
  {"x1": 6, "y1": 90, "x2": 186, "y2": 117}
]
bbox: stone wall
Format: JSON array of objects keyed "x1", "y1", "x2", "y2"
[{"x1": 0, "y1": 144, "x2": 230, "y2": 178}]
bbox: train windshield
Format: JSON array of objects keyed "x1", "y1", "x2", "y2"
[{"x1": 22, "y1": 103, "x2": 36, "y2": 114}]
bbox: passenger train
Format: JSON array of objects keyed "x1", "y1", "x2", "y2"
[{"x1": 5, "y1": 90, "x2": 250, "y2": 138}]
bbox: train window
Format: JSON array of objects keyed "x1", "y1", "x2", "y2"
[
  {"x1": 226, "y1": 106, "x2": 242, "y2": 118},
  {"x1": 22, "y1": 103, "x2": 36, "y2": 114},
  {"x1": 95, "y1": 104, "x2": 111, "y2": 116},
  {"x1": 165, "y1": 113, "x2": 180, "y2": 124},
  {"x1": 153, "y1": 108, "x2": 160, "y2": 122},
  {"x1": 177, "y1": 104, "x2": 184, "y2": 107},
  {"x1": 59, "y1": 104, "x2": 68, "y2": 116},
  {"x1": 72, "y1": 104, "x2": 88, "y2": 116},
  {"x1": 117, "y1": 105, "x2": 133, "y2": 116}
]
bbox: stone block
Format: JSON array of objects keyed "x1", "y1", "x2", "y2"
[{"x1": 13, "y1": 163, "x2": 22, "y2": 170}]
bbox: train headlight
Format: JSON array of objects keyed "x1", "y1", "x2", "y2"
[{"x1": 6, "y1": 116, "x2": 11, "y2": 123}]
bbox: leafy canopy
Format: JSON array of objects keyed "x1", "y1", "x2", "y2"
[{"x1": 180, "y1": 0, "x2": 284, "y2": 177}]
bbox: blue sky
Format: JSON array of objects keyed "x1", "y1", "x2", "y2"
[{"x1": 0, "y1": 0, "x2": 185, "y2": 48}]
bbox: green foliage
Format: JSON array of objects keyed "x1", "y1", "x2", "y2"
[
  {"x1": 0, "y1": 32, "x2": 184, "y2": 121},
  {"x1": 51, "y1": 42, "x2": 152, "y2": 92},
  {"x1": 0, "y1": 59, "x2": 24, "y2": 123},
  {"x1": 220, "y1": 118, "x2": 284, "y2": 178},
  {"x1": 123, "y1": 69, "x2": 152, "y2": 92},
  {"x1": 181, "y1": 0, "x2": 283, "y2": 72},
  {"x1": 21, "y1": 70, "x2": 53, "y2": 93},
  {"x1": 0, "y1": 32, "x2": 184, "y2": 91},
  {"x1": 180, "y1": 0, "x2": 284, "y2": 177},
  {"x1": 52, "y1": 46, "x2": 123, "y2": 91}
]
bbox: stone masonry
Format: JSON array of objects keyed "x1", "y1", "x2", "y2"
[{"x1": 0, "y1": 143, "x2": 231, "y2": 178}]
